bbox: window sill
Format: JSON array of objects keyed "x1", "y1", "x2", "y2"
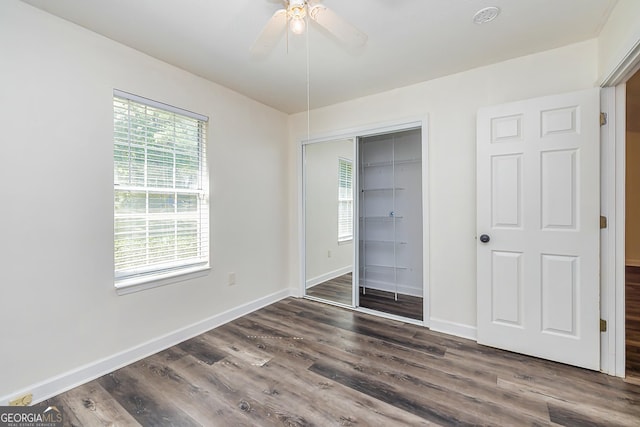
[
  {"x1": 115, "y1": 266, "x2": 211, "y2": 296},
  {"x1": 338, "y1": 239, "x2": 353, "y2": 246}
]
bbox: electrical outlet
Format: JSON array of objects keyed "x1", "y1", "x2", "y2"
[
  {"x1": 228, "y1": 272, "x2": 236, "y2": 286},
  {"x1": 9, "y1": 393, "x2": 32, "y2": 406},
  {"x1": 327, "y1": 250, "x2": 332, "y2": 258}
]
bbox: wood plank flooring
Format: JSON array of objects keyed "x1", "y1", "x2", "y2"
[
  {"x1": 627, "y1": 266, "x2": 640, "y2": 379},
  {"x1": 307, "y1": 273, "x2": 423, "y2": 320},
  {"x1": 41, "y1": 297, "x2": 640, "y2": 426},
  {"x1": 360, "y1": 287, "x2": 423, "y2": 321}
]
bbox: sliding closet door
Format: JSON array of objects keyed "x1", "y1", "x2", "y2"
[{"x1": 303, "y1": 139, "x2": 355, "y2": 307}]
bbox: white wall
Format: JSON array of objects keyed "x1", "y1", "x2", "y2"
[
  {"x1": 289, "y1": 40, "x2": 599, "y2": 330},
  {"x1": 598, "y1": 0, "x2": 640, "y2": 82},
  {"x1": 304, "y1": 139, "x2": 353, "y2": 284},
  {"x1": 0, "y1": 0, "x2": 289, "y2": 400}
]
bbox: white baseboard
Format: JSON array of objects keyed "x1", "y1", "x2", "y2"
[
  {"x1": 359, "y1": 280, "x2": 423, "y2": 298},
  {"x1": 429, "y1": 317, "x2": 477, "y2": 341},
  {"x1": 306, "y1": 266, "x2": 352, "y2": 288},
  {"x1": 2, "y1": 287, "x2": 297, "y2": 406},
  {"x1": 626, "y1": 259, "x2": 640, "y2": 267}
]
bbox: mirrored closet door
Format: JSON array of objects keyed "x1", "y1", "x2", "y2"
[{"x1": 303, "y1": 138, "x2": 355, "y2": 307}]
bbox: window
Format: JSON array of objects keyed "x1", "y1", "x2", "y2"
[
  {"x1": 113, "y1": 90, "x2": 209, "y2": 288},
  {"x1": 338, "y1": 157, "x2": 353, "y2": 243}
]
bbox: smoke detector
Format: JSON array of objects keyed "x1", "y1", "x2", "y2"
[{"x1": 473, "y1": 6, "x2": 501, "y2": 24}]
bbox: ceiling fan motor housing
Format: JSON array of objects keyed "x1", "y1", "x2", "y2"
[{"x1": 288, "y1": 0, "x2": 306, "y2": 18}]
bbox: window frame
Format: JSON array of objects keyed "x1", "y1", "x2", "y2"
[
  {"x1": 337, "y1": 157, "x2": 354, "y2": 244},
  {"x1": 113, "y1": 90, "x2": 210, "y2": 294}
]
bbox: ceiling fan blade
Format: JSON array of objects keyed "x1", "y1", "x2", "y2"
[
  {"x1": 250, "y1": 9, "x2": 287, "y2": 57},
  {"x1": 309, "y1": 5, "x2": 367, "y2": 48}
]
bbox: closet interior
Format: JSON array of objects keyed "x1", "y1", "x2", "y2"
[{"x1": 358, "y1": 128, "x2": 423, "y2": 320}]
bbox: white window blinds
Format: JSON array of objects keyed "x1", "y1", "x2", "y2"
[
  {"x1": 338, "y1": 158, "x2": 353, "y2": 242},
  {"x1": 113, "y1": 90, "x2": 209, "y2": 283}
]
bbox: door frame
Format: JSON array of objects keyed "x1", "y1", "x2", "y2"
[
  {"x1": 600, "y1": 41, "x2": 640, "y2": 377},
  {"x1": 297, "y1": 116, "x2": 430, "y2": 326}
]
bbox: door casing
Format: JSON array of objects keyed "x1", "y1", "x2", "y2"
[
  {"x1": 297, "y1": 117, "x2": 430, "y2": 326},
  {"x1": 600, "y1": 42, "x2": 640, "y2": 377}
]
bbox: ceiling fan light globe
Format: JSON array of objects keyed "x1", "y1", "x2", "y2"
[{"x1": 290, "y1": 17, "x2": 306, "y2": 34}]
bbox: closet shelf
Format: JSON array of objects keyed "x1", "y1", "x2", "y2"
[
  {"x1": 360, "y1": 264, "x2": 409, "y2": 270},
  {"x1": 361, "y1": 187, "x2": 405, "y2": 192},
  {"x1": 359, "y1": 279, "x2": 414, "y2": 288},
  {"x1": 362, "y1": 158, "x2": 421, "y2": 168},
  {"x1": 359, "y1": 215, "x2": 404, "y2": 221},
  {"x1": 361, "y1": 239, "x2": 407, "y2": 245}
]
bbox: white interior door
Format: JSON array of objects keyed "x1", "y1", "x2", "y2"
[{"x1": 476, "y1": 88, "x2": 600, "y2": 370}]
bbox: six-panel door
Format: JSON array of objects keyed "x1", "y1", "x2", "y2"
[{"x1": 476, "y1": 88, "x2": 600, "y2": 370}]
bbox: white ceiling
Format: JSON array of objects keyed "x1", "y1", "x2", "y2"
[{"x1": 21, "y1": 0, "x2": 617, "y2": 114}]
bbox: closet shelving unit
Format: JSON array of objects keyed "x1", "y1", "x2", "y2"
[{"x1": 359, "y1": 135, "x2": 421, "y2": 301}]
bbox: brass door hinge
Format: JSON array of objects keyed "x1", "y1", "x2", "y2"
[
  {"x1": 600, "y1": 112, "x2": 608, "y2": 126},
  {"x1": 600, "y1": 319, "x2": 607, "y2": 332},
  {"x1": 600, "y1": 216, "x2": 607, "y2": 229}
]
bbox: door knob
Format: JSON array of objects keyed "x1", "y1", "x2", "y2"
[{"x1": 479, "y1": 234, "x2": 490, "y2": 243}]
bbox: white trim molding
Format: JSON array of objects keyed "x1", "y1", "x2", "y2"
[
  {"x1": 429, "y1": 317, "x2": 477, "y2": 341},
  {"x1": 299, "y1": 117, "x2": 425, "y2": 146},
  {"x1": 300, "y1": 116, "x2": 430, "y2": 328},
  {"x1": 614, "y1": 83, "x2": 627, "y2": 377},
  {"x1": 306, "y1": 266, "x2": 352, "y2": 288},
  {"x1": 600, "y1": 65, "x2": 640, "y2": 377},
  {"x1": 600, "y1": 86, "x2": 618, "y2": 376},
  {"x1": 115, "y1": 266, "x2": 211, "y2": 295},
  {"x1": 1, "y1": 288, "x2": 297, "y2": 406},
  {"x1": 600, "y1": 39, "x2": 640, "y2": 87}
]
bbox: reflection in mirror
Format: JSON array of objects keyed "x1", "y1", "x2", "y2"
[{"x1": 304, "y1": 139, "x2": 354, "y2": 306}]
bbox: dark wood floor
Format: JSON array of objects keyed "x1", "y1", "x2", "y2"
[
  {"x1": 307, "y1": 273, "x2": 423, "y2": 320},
  {"x1": 360, "y1": 287, "x2": 423, "y2": 321},
  {"x1": 627, "y1": 266, "x2": 640, "y2": 379},
  {"x1": 41, "y1": 297, "x2": 640, "y2": 426}
]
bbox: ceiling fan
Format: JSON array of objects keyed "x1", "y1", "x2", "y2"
[{"x1": 251, "y1": 0, "x2": 368, "y2": 56}]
